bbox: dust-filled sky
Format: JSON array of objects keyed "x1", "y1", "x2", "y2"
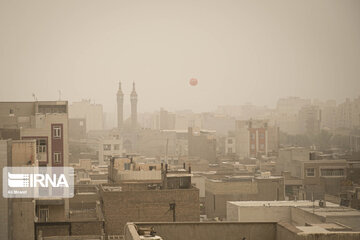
[{"x1": 0, "y1": 0, "x2": 359, "y2": 114}]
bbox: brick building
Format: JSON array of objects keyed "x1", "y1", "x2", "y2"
[{"x1": 100, "y1": 166, "x2": 199, "y2": 236}]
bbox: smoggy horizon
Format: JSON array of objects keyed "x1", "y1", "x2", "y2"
[{"x1": 1, "y1": 0, "x2": 360, "y2": 114}]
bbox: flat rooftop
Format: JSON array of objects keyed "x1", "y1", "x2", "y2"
[{"x1": 228, "y1": 200, "x2": 339, "y2": 207}]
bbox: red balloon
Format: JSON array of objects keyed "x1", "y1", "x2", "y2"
[{"x1": 189, "y1": 78, "x2": 198, "y2": 86}]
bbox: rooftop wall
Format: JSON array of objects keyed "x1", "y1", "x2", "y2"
[{"x1": 125, "y1": 222, "x2": 276, "y2": 240}]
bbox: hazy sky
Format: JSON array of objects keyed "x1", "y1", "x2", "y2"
[{"x1": 1, "y1": 0, "x2": 359, "y2": 115}]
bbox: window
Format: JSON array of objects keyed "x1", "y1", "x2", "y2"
[
  {"x1": 320, "y1": 168, "x2": 345, "y2": 177},
  {"x1": 39, "y1": 208, "x2": 49, "y2": 222},
  {"x1": 251, "y1": 133, "x2": 256, "y2": 140},
  {"x1": 260, "y1": 133, "x2": 265, "y2": 139},
  {"x1": 227, "y1": 139, "x2": 233, "y2": 144},
  {"x1": 53, "y1": 127, "x2": 61, "y2": 138},
  {"x1": 54, "y1": 152, "x2": 61, "y2": 163},
  {"x1": 306, "y1": 168, "x2": 315, "y2": 177},
  {"x1": 36, "y1": 139, "x2": 47, "y2": 153},
  {"x1": 103, "y1": 144, "x2": 111, "y2": 151},
  {"x1": 114, "y1": 144, "x2": 120, "y2": 150},
  {"x1": 124, "y1": 162, "x2": 131, "y2": 170},
  {"x1": 260, "y1": 144, "x2": 265, "y2": 150},
  {"x1": 228, "y1": 148, "x2": 233, "y2": 154}
]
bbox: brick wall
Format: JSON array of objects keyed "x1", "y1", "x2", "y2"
[{"x1": 101, "y1": 188, "x2": 199, "y2": 235}]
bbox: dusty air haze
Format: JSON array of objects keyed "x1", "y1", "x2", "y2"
[{"x1": 0, "y1": 0, "x2": 359, "y2": 114}]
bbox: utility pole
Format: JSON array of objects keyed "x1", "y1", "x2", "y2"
[
  {"x1": 165, "y1": 138, "x2": 169, "y2": 164},
  {"x1": 169, "y1": 202, "x2": 176, "y2": 222}
]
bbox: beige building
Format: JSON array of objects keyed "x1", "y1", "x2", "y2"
[
  {"x1": 234, "y1": 119, "x2": 279, "y2": 158},
  {"x1": 0, "y1": 140, "x2": 37, "y2": 240},
  {"x1": 69, "y1": 99, "x2": 104, "y2": 132},
  {"x1": 297, "y1": 105, "x2": 322, "y2": 135},
  {"x1": 100, "y1": 167, "x2": 199, "y2": 236},
  {"x1": 227, "y1": 200, "x2": 360, "y2": 232},
  {"x1": 0, "y1": 101, "x2": 69, "y2": 167},
  {"x1": 98, "y1": 136, "x2": 123, "y2": 165},
  {"x1": 205, "y1": 175, "x2": 285, "y2": 219},
  {"x1": 0, "y1": 101, "x2": 71, "y2": 240}
]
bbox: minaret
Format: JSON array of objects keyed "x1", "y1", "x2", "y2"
[
  {"x1": 117, "y1": 81, "x2": 124, "y2": 129},
  {"x1": 130, "y1": 82, "x2": 138, "y2": 129}
]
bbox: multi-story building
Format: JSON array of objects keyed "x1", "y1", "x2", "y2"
[
  {"x1": 205, "y1": 175, "x2": 285, "y2": 219},
  {"x1": 69, "y1": 118, "x2": 86, "y2": 140},
  {"x1": 0, "y1": 101, "x2": 69, "y2": 167},
  {"x1": 0, "y1": 139, "x2": 38, "y2": 240},
  {"x1": 225, "y1": 134, "x2": 236, "y2": 155},
  {"x1": 0, "y1": 101, "x2": 72, "y2": 240},
  {"x1": 98, "y1": 136, "x2": 123, "y2": 165},
  {"x1": 227, "y1": 200, "x2": 360, "y2": 232},
  {"x1": 336, "y1": 97, "x2": 360, "y2": 130},
  {"x1": 276, "y1": 147, "x2": 348, "y2": 200},
  {"x1": 159, "y1": 108, "x2": 176, "y2": 130},
  {"x1": 274, "y1": 97, "x2": 311, "y2": 135},
  {"x1": 188, "y1": 127, "x2": 217, "y2": 163},
  {"x1": 302, "y1": 159, "x2": 347, "y2": 200},
  {"x1": 234, "y1": 119, "x2": 279, "y2": 158},
  {"x1": 297, "y1": 105, "x2": 321, "y2": 135},
  {"x1": 69, "y1": 99, "x2": 103, "y2": 132},
  {"x1": 100, "y1": 165, "x2": 199, "y2": 236}
]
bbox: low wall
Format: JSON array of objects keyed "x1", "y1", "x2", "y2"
[{"x1": 125, "y1": 222, "x2": 276, "y2": 240}]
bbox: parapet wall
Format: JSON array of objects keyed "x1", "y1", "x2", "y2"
[{"x1": 125, "y1": 222, "x2": 276, "y2": 240}]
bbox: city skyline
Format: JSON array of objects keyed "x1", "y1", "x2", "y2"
[{"x1": 1, "y1": 0, "x2": 360, "y2": 113}]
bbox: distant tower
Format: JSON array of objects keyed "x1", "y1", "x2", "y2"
[
  {"x1": 130, "y1": 82, "x2": 138, "y2": 129},
  {"x1": 117, "y1": 81, "x2": 124, "y2": 129}
]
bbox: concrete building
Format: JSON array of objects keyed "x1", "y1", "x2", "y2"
[
  {"x1": 0, "y1": 101, "x2": 74, "y2": 239},
  {"x1": 275, "y1": 97, "x2": 312, "y2": 135},
  {"x1": 302, "y1": 159, "x2": 347, "y2": 200},
  {"x1": 159, "y1": 108, "x2": 176, "y2": 130},
  {"x1": 0, "y1": 101, "x2": 69, "y2": 167},
  {"x1": 188, "y1": 127, "x2": 217, "y2": 163},
  {"x1": 69, "y1": 99, "x2": 103, "y2": 132},
  {"x1": 108, "y1": 156, "x2": 161, "y2": 183},
  {"x1": 205, "y1": 175, "x2": 285, "y2": 219},
  {"x1": 0, "y1": 139, "x2": 37, "y2": 240},
  {"x1": 98, "y1": 136, "x2": 123, "y2": 165},
  {"x1": 298, "y1": 105, "x2": 322, "y2": 135},
  {"x1": 125, "y1": 221, "x2": 360, "y2": 240},
  {"x1": 68, "y1": 118, "x2": 86, "y2": 140},
  {"x1": 227, "y1": 200, "x2": 360, "y2": 232},
  {"x1": 201, "y1": 113, "x2": 235, "y2": 136},
  {"x1": 0, "y1": 140, "x2": 11, "y2": 240},
  {"x1": 276, "y1": 147, "x2": 348, "y2": 200},
  {"x1": 225, "y1": 135, "x2": 236, "y2": 155},
  {"x1": 276, "y1": 147, "x2": 309, "y2": 176},
  {"x1": 235, "y1": 119, "x2": 279, "y2": 158},
  {"x1": 336, "y1": 97, "x2": 360, "y2": 130}
]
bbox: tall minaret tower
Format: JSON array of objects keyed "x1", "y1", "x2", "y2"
[
  {"x1": 117, "y1": 81, "x2": 124, "y2": 129},
  {"x1": 130, "y1": 82, "x2": 138, "y2": 129}
]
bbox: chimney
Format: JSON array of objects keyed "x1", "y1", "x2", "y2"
[
  {"x1": 183, "y1": 162, "x2": 186, "y2": 169},
  {"x1": 189, "y1": 165, "x2": 191, "y2": 173}
]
